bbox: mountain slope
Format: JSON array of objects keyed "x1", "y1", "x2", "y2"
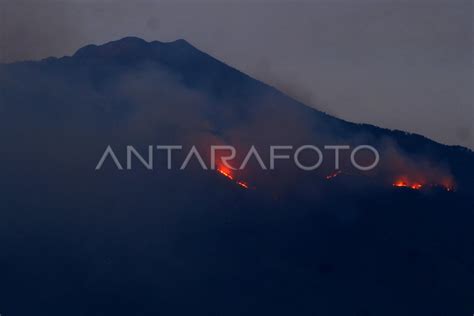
[{"x1": 0, "y1": 37, "x2": 473, "y2": 316}]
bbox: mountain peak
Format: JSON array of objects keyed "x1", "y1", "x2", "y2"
[
  {"x1": 72, "y1": 37, "x2": 194, "y2": 60},
  {"x1": 163, "y1": 38, "x2": 191, "y2": 46}
]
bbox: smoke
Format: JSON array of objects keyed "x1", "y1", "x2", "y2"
[
  {"x1": 251, "y1": 57, "x2": 335, "y2": 116},
  {"x1": 1, "y1": 0, "x2": 472, "y2": 149},
  {"x1": 0, "y1": 36, "x2": 469, "y2": 197},
  {"x1": 376, "y1": 139, "x2": 455, "y2": 188}
]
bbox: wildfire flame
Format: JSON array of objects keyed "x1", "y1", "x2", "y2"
[
  {"x1": 217, "y1": 167, "x2": 234, "y2": 180},
  {"x1": 392, "y1": 177, "x2": 454, "y2": 192},
  {"x1": 217, "y1": 166, "x2": 251, "y2": 190},
  {"x1": 393, "y1": 180, "x2": 423, "y2": 190}
]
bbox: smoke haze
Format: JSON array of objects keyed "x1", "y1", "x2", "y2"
[{"x1": 0, "y1": 0, "x2": 472, "y2": 148}]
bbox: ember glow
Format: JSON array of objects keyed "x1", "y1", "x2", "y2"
[
  {"x1": 217, "y1": 167, "x2": 234, "y2": 180},
  {"x1": 393, "y1": 180, "x2": 423, "y2": 190},
  {"x1": 392, "y1": 177, "x2": 454, "y2": 192},
  {"x1": 237, "y1": 181, "x2": 249, "y2": 189},
  {"x1": 217, "y1": 166, "x2": 251, "y2": 190},
  {"x1": 325, "y1": 170, "x2": 342, "y2": 180}
]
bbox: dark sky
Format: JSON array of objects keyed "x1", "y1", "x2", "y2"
[{"x1": 1, "y1": 0, "x2": 472, "y2": 149}]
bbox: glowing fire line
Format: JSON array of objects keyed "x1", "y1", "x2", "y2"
[
  {"x1": 217, "y1": 168, "x2": 234, "y2": 180},
  {"x1": 392, "y1": 178, "x2": 453, "y2": 192},
  {"x1": 393, "y1": 181, "x2": 423, "y2": 190},
  {"x1": 217, "y1": 167, "x2": 251, "y2": 190},
  {"x1": 237, "y1": 181, "x2": 249, "y2": 189}
]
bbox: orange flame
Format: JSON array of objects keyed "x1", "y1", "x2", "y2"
[
  {"x1": 392, "y1": 179, "x2": 423, "y2": 190},
  {"x1": 217, "y1": 167, "x2": 234, "y2": 180},
  {"x1": 217, "y1": 166, "x2": 251, "y2": 190},
  {"x1": 392, "y1": 177, "x2": 454, "y2": 192}
]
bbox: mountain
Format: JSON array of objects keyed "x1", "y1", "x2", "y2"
[
  {"x1": 0, "y1": 37, "x2": 473, "y2": 316},
  {"x1": 1, "y1": 37, "x2": 472, "y2": 192}
]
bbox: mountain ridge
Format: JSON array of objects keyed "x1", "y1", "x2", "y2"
[
  {"x1": 0, "y1": 36, "x2": 472, "y2": 194},
  {"x1": 2, "y1": 36, "x2": 470, "y2": 154}
]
